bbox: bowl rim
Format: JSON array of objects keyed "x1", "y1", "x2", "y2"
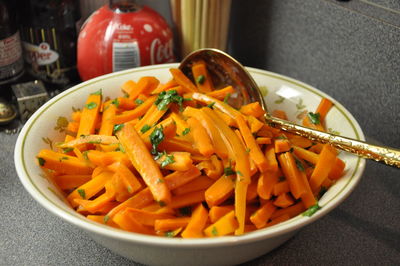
[{"x1": 14, "y1": 63, "x2": 366, "y2": 248}]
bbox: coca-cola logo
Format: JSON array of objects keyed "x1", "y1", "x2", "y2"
[{"x1": 150, "y1": 38, "x2": 174, "y2": 64}]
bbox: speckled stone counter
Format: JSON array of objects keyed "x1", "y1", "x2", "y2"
[{"x1": 1, "y1": 0, "x2": 399, "y2": 265}]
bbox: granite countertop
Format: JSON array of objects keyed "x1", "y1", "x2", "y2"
[{"x1": 1, "y1": 124, "x2": 399, "y2": 265}]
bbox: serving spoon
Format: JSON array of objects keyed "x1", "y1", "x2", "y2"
[{"x1": 179, "y1": 48, "x2": 400, "y2": 168}]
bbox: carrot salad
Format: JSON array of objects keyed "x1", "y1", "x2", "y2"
[{"x1": 36, "y1": 63, "x2": 344, "y2": 238}]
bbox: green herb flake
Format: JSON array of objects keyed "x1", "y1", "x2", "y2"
[
  {"x1": 82, "y1": 151, "x2": 89, "y2": 161},
  {"x1": 111, "y1": 98, "x2": 120, "y2": 107},
  {"x1": 155, "y1": 90, "x2": 187, "y2": 111},
  {"x1": 150, "y1": 126, "x2": 165, "y2": 155},
  {"x1": 103, "y1": 215, "x2": 110, "y2": 224},
  {"x1": 165, "y1": 231, "x2": 175, "y2": 238},
  {"x1": 303, "y1": 203, "x2": 321, "y2": 217},
  {"x1": 211, "y1": 226, "x2": 218, "y2": 236},
  {"x1": 207, "y1": 102, "x2": 216, "y2": 109},
  {"x1": 307, "y1": 112, "x2": 321, "y2": 125},
  {"x1": 141, "y1": 124, "x2": 151, "y2": 133},
  {"x1": 77, "y1": 189, "x2": 86, "y2": 199},
  {"x1": 246, "y1": 148, "x2": 251, "y2": 153},
  {"x1": 223, "y1": 93, "x2": 231, "y2": 104},
  {"x1": 295, "y1": 158, "x2": 305, "y2": 172},
  {"x1": 59, "y1": 156, "x2": 69, "y2": 162},
  {"x1": 116, "y1": 143, "x2": 126, "y2": 153},
  {"x1": 91, "y1": 89, "x2": 102, "y2": 95},
  {"x1": 224, "y1": 166, "x2": 236, "y2": 176},
  {"x1": 161, "y1": 154, "x2": 175, "y2": 168},
  {"x1": 113, "y1": 124, "x2": 125, "y2": 134},
  {"x1": 157, "y1": 178, "x2": 165, "y2": 184},
  {"x1": 135, "y1": 99, "x2": 144, "y2": 105},
  {"x1": 236, "y1": 170, "x2": 244, "y2": 177},
  {"x1": 182, "y1": 127, "x2": 190, "y2": 136},
  {"x1": 127, "y1": 186, "x2": 133, "y2": 193},
  {"x1": 196, "y1": 75, "x2": 206, "y2": 84},
  {"x1": 88, "y1": 139, "x2": 102, "y2": 144},
  {"x1": 38, "y1": 157, "x2": 46, "y2": 166},
  {"x1": 85, "y1": 102, "x2": 97, "y2": 110},
  {"x1": 62, "y1": 147, "x2": 74, "y2": 153},
  {"x1": 54, "y1": 116, "x2": 69, "y2": 133}
]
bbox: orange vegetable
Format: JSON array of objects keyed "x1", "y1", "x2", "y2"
[
  {"x1": 181, "y1": 203, "x2": 209, "y2": 238},
  {"x1": 205, "y1": 175, "x2": 235, "y2": 207},
  {"x1": 129, "y1": 76, "x2": 160, "y2": 100},
  {"x1": 77, "y1": 92, "x2": 102, "y2": 137},
  {"x1": 239, "y1": 102, "x2": 265, "y2": 118},
  {"x1": 191, "y1": 60, "x2": 214, "y2": 92},
  {"x1": 273, "y1": 193, "x2": 295, "y2": 208},
  {"x1": 250, "y1": 201, "x2": 276, "y2": 229},
  {"x1": 274, "y1": 138, "x2": 291, "y2": 153},
  {"x1": 172, "y1": 175, "x2": 214, "y2": 196},
  {"x1": 206, "y1": 85, "x2": 235, "y2": 100},
  {"x1": 309, "y1": 144, "x2": 337, "y2": 192},
  {"x1": 99, "y1": 100, "x2": 117, "y2": 136},
  {"x1": 154, "y1": 217, "x2": 191, "y2": 232},
  {"x1": 37, "y1": 149, "x2": 92, "y2": 175},
  {"x1": 316, "y1": 98, "x2": 333, "y2": 122},
  {"x1": 112, "y1": 95, "x2": 157, "y2": 124},
  {"x1": 187, "y1": 117, "x2": 215, "y2": 157},
  {"x1": 169, "y1": 68, "x2": 198, "y2": 92},
  {"x1": 204, "y1": 210, "x2": 238, "y2": 237},
  {"x1": 209, "y1": 205, "x2": 234, "y2": 223},
  {"x1": 117, "y1": 123, "x2": 171, "y2": 205}
]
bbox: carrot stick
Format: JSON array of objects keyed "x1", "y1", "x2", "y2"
[
  {"x1": 151, "y1": 79, "x2": 178, "y2": 94},
  {"x1": 55, "y1": 174, "x2": 91, "y2": 190},
  {"x1": 247, "y1": 115, "x2": 264, "y2": 133},
  {"x1": 115, "y1": 97, "x2": 136, "y2": 110},
  {"x1": 273, "y1": 193, "x2": 295, "y2": 208},
  {"x1": 257, "y1": 170, "x2": 279, "y2": 200},
  {"x1": 204, "y1": 210, "x2": 238, "y2": 237},
  {"x1": 309, "y1": 144, "x2": 337, "y2": 192},
  {"x1": 57, "y1": 135, "x2": 119, "y2": 149},
  {"x1": 164, "y1": 166, "x2": 202, "y2": 190},
  {"x1": 123, "y1": 208, "x2": 174, "y2": 227},
  {"x1": 205, "y1": 175, "x2": 234, "y2": 207},
  {"x1": 250, "y1": 201, "x2": 276, "y2": 229},
  {"x1": 191, "y1": 60, "x2": 214, "y2": 92},
  {"x1": 256, "y1": 137, "x2": 272, "y2": 145},
  {"x1": 206, "y1": 85, "x2": 235, "y2": 100},
  {"x1": 239, "y1": 102, "x2": 265, "y2": 118},
  {"x1": 172, "y1": 175, "x2": 214, "y2": 196},
  {"x1": 107, "y1": 162, "x2": 142, "y2": 195},
  {"x1": 316, "y1": 98, "x2": 333, "y2": 122},
  {"x1": 154, "y1": 217, "x2": 191, "y2": 232},
  {"x1": 155, "y1": 151, "x2": 193, "y2": 172},
  {"x1": 77, "y1": 92, "x2": 102, "y2": 137},
  {"x1": 86, "y1": 215, "x2": 119, "y2": 228},
  {"x1": 169, "y1": 190, "x2": 206, "y2": 209},
  {"x1": 112, "y1": 96, "x2": 157, "y2": 124},
  {"x1": 117, "y1": 123, "x2": 171, "y2": 205},
  {"x1": 287, "y1": 135, "x2": 312, "y2": 148},
  {"x1": 187, "y1": 117, "x2": 215, "y2": 157},
  {"x1": 209, "y1": 205, "x2": 234, "y2": 223},
  {"x1": 236, "y1": 115, "x2": 268, "y2": 172},
  {"x1": 169, "y1": 68, "x2": 198, "y2": 92},
  {"x1": 36, "y1": 149, "x2": 93, "y2": 175},
  {"x1": 121, "y1": 80, "x2": 137, "y2": 96},
  {"x1": 196, "y1": 155, "x2": 224, "y2": 179},
  {"x1": 98, "y1": 100, "x2": 117, "y2": 136},
  {"x1": 270, "y1": 202, "x2": 306, "y2": 219},
  {"x1": 113, "y1": 209, "x2": 155, "y2": 235},
  {"x1": 299, "y1": 171, "x2": 317, "y2": 208},
  {"x1": 181, "y1": 203, "x2": 209, "y2": 238},
  {"x1": 329, "y1": 157, "x2": 346, "y2": 180},
  {"x1": 273, "y1": 180, "x2": 290, "y2": 196},
  {"x1": 266, "y1": 214, "x2": 291, "y2": 227},
  {"x1": 189, "y1": 92, "x2": 242, "y2": 119},
  {"x1": 277, "y1": 152, "x2": 307, "y2": 199},
  {"x1": 274, "y1": 138, "x2": 291, "y2": 153},
  {"x1": 74, "y1": 180, "x2": 116, "y2": 213},
  {"x1": 292, "y1": 145, "x2": 319, "y2": 164},
  {"x1": 134, "y1": 103, "x2": 168, "y2": 133},
  {"x1": 129, "y1": 76, "x2": 160, "y2": 100}
]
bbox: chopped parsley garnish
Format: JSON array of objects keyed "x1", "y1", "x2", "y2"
[
  {"x1": 62, "y1": 147, "x2": 73, "y2": 153},
  {"x1": 196, "y1": 75, "x2": 206, "y2": 84},
  {"x1": 88, "y1": 140, "x2": 102, "y2": 144},
  {"x1": 37, "y1": 157, "x2": 46, "y2": 166},
  {"x1": 59, "y1": 156, "x2": 69, "y2": 162},
  {"x1": 111, "y1": 98, "x2": 119, "y2": 107},
  {"x1": 91, "y1": 89, "x2": 102, "y2": 95},
  {"x1": 127, "y1": 186, "x2": 133, "y2": 193},
  {"x1": 115, "y1": 143, "x2": 126, "y2": 153},
  {"x1": 295, "y1": 158, "x2": 305, "y2": 171},
  {"x1": 113, "y1": 124, "x2": 124, "y2": 134},
  {"x1": 141, "y1": 124, "x2": 151, "y2": 133},
  {"x1": 182, "y1": 127, "x2": 190, "y2": 136},
  {"x1": 307, "y1": 112, "x2": 321, "y2": 125},
  {"x1": 155, "y1": 90, "x2": 187, "y2": 111},
  {"x1": 246, "y1": 148, "x2": 251, "y2": 153},
  {"x1": 211, "y1": 226, "x2": 218, "y2": 236},
  {"x1": 157, "y1": 178, "x2": 165, "y2": 184},
  {"x1": 135, "y1": 99, "x2": 144, "y2": 105},
  {"x1": 103, "y1": 215, "x2": 110, "y2": 223},
  {"x1": 207, "y1": 102, "x2": 216, "y2": 109},
  {"x1": 224, "y1": 166, "x2": 236, "y2": 176},
  {"x1": 85, "y1": 102, "x2": 97, "y2": 110},
  {"x1": 160, "y1": 154, "x2": 175, "y2": 168},
  {"x1": 82, "y1": 151, "x2": 89, "y2": 160},
  {"x1": 223, "y1": 93, "x2": 231, "y2": 104},
  {"x1": 165, "y1": 231, "x2": 175, "y2": 238},
  {"x1": 303, "y1": 203, "x2": 321, "y2": 217},
  {"x1": 149, "y1": 126, "x2": 165, "y2": 155},
  {"x1": 236, "y1": 170, "x2": 244, "y2": 176},
  {"x1": 77, "y1": 189, "x2": 86, "y2": 199}
]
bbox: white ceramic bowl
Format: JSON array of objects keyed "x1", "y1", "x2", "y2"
[{"x1": 14, "y1": 64, "x2": 366, "y2": 266}]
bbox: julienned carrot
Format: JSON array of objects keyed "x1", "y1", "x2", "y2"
[
  {"x1": 57, "y1": 135, "x2": 119, "y2": 149},
  {"x1": 121, "y1": 80, "x2": 137, "y2": 96},
  {"x1": 274, "y1": 138, "x2": 291, "y2": 153},
  {"x1": 287, "y1": 135, "x2": 313, "y2": 148},
  {"x1": 169, "y1": 68, "x2": 198, "y2": 92},
  {"x1": 239, "y1": 102, "x2": 265, "y2": 118},
  {"x1": 140, "y1": 117, "x2": 177, "y2": 148},
  {"x1": 246, "y1": 115, "x2": 264, "y2": 133},
  {"x1": 99, "y1": 100, "x2": 117, "y2": 136},
  {"x1": 206, "y1": 85, "x2": 235, "y2": 100},
  {"x1": 74, "y1": 180, "x2": 116, "y2": 213},
  {"x1": 112, "y1": 96, "x2": 157, "y2": 124},
  {"x1": 117, "y1": 123, "x2": 171, "y2": 205},
  {"x1": 77, "y1": 92, "x2": 102, "y2": 137},
  {"x1": 134, "y1": 103, "x2": 168, "y2": 133},
  {"x1": 257, "y1": 170, "x2": 279, "y2": 200},
  {"x1": 37, "y1": 149, "x2": 93, "y2": 175},
  {"x1": 277, "y1": 152, "x2": 307, "y2": 199},
  {"x1": 181, "y1": 203, "x2": 209, "y2": 238},
  {"x1": 250, "y1": 201, "x2": 276, "y2": 229},
  {"x1": 209, "y1": 205, "x2": 234, "y2": 223},
  {"x1": 158, "y1": 138, "x2": 201, "y2": 155},
  {"x1": 169, "y1": 190, "x2": 206, "y2": 209},
  {"x1": 155, "y1": 151, "x2": 193, "y2": 172},
  {"x1": 273, "y1": 192, "x2": 294, "y2": 208},
  {"x1": 205, "y1": 175, "x2": 234, "y2": 207},
  {"x1": 270, "y1": 201, "x2": 306, "y2": 219},
  {"x1": 172, "y1": 175, "x2": 214, "y2": 196},
  {"x1": 116, "y1": 97, "x2": 137, "y2": 110},
  {"x1": 122, "y1": 208, "x2": 174, "y2": 227},
  {"x1": 246, "y1": 179, "x2": 258, "y2": 202},
  {"x1": 187, "y1": 117, "x2": 215, "y2": 157},
  {"x1": 129, "y1": 76, "x2": 160, "y2": 100},
  {"x1": 87, "y1": 215, "x2": 119, "y2": 228},
  {"x1": 190, "y1": 92, "x2": 242, "y2": 119},
  {"x1": 154, "y1": 217, "x2": 191, "y2": 232},
  {"x1": 266, "y1": 214, "x2": 290, "y2": 227},
  {"x1": 191, "y1": 60, "x2": 214, "y2": 92},
  {"x1": 151, "y1": 79, "x2": 178, "y2": 94},
  {"x1": 196, "y1": 155, "x2": 224, "y2": 179},
  {"x1": 316, "y1": 98, "x2": 333, "y2": 122},
  {"x1": 256, "y1": 137, "x2": 271, "y2": 145},
  {"x1": 204, "y1": 210, "x2": 238, "y2": 237},
  {"x1": 86, "y1": 150, "x2": 131, "y2": 167},
  {"x1": 236, "y1": 114, "x2": 268, "y2": 172},
  {"x1": 107, "y1": 162, "x2": 142, "y2": 195},
  {"x1": 273, "y1": 180, "x2": 290, "y2": 196},
  {"x1": 309, "y1": 144, "x2": 337, "y2": 192},
  {"x1": 113, "y1": 208, "x2": 155, "y2": 235},
  {"x1": 55, "y1": 174, "x2": 92, "y2": 190},
  {"x1": 329, "y1": 157, "x2": 346, "y2": 180},
  {"x1": 292, "y1": 145, "x2": 319, "y2": 164},
  {"x1": 264, "y1": 145, "x2": 279, "y2": 172}
]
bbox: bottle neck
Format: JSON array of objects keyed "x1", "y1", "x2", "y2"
[{"x1": 109, "y1": 0, "x2": 141, "y2": 13}]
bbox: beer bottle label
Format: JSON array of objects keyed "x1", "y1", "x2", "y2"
[{"x1": 0, "y1": 32, "x2": 24, "y2": 84}]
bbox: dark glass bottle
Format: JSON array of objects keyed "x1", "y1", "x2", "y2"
[
  {"x1": 19, "y1": 0, "x2": 81, "y2": 91},
  {"x1": 0, "y1": 0, "x2": 24, "y2": 97}
]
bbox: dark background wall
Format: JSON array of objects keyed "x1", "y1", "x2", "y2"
[{"x1": 228, "y1": 0, "x2": 400, "y2": 148}]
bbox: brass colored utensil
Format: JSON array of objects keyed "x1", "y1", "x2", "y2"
[{"x1": 179, "y1": 48, "x2": 400, "y2": 168}]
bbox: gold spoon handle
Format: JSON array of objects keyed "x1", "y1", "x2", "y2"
[{"x1": 267, "y1": 116, "x2": 400, "y2": 168}]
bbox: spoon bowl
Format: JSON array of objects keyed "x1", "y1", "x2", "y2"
[{"x1": 179, "y1": 48, "x2": 400, "y2": 168}]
